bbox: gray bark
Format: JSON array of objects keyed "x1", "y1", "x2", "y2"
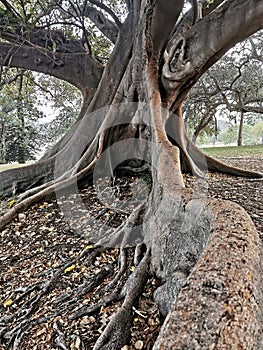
[
  {"x1": 153, "y1": 200, "x2": 263, "y2": 349},
  {"x1": 0, "y1": 42, "x2": 103, "y2": 94}
]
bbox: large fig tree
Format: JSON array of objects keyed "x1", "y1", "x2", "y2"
[{"x1": 1, "y1": 0, "x2": 263, "y2": 348}]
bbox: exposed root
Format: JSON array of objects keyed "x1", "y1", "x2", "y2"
[
  {"x1": 101, "y1": 248, "x2": 128, "y2": 293},
  {"x1": 171, "y1": 105, "x2": 205, "y2": 178},
  {"x1": 0, "y1": 259, "x2": 77, "y2": 348},
  {"x1": 205, "y1": 152, "x2": 263, "y2": 178},
  {"x1": 16, "y1": 131, "x2": 105, "y2": 204},
  {"x1": 0, "y1": 158, "x2": 97, "y2": 230},
  {"x1": 165, "y1": 112, "x2": 263, "y2": 179},
  {"x1": 185, "y1": 131, "x2": 263, "y2": 178},
  {"x1": 0, "y1": 158, "x2": 56, "y2": 198},
  {"x1": 0, "y1": 241, "x2": 133, "y2": 349},
  {"x1": 68, "y1": 287, "x2": 122, "y2": 321},
  {"x1": 95, "y1": 201, "x2": 146, "y2": 248},
  {"x1": 145, "y1": 58, "x2": 185, "y2": 193},
  {"x1": 53, "y1": 321, "x2": 68, "y2": 350},
  {"x1": 93, "y1": 249, "x2": 150, "y2": 350},
  {"x1": 153, "y1": 200, "x2": 263, "y2": 349},
  {"x1": 53, "y1": 265, "x2": 114, "y2": 306},
  {"x1": 0, "y1": 193, "x2": 153, "y2": 350}
]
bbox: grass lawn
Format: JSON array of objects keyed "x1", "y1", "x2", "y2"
[{"x1": 201, "y1": 144, "x2": 263, "y2": 158}]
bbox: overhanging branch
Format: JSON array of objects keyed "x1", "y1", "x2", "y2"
[
  {"x1": 162, "y1": 0, "x2": 263, "y2": 107},
  {"x1": 0, "y1": 42, "x2": 103, "y2": 94},
  {"x1": 82, "y1": 6, "x2": 119, "y2": 43},
  {"x1": 87, "y1": 0, "x2": 122, "y2": 28}
]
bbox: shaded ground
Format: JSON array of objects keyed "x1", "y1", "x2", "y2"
[
  {"x1": 210, "y1": 157, "x2": 262, "y2": 236},
  {"x1": 0, "y1": 156, "x2": 262, "y2": 349}
]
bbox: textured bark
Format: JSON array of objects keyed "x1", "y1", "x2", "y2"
[
  {"x1": 0, "y1": 1, "x2": 263, "y2": 348},
  {"x1": 81, "y1": 5, "x2": 120, "y2": 43},
  {"x1": 0, "y1": 42, "x2": 103, "y2": 93},
  {"x1": 153, "y1": 200, "x2": 263, "y2": 349},
  {"x1": 162, "y1": 0, "x2": 263, "y2": 108},
  {"x1": 238, "y1": 111, "x2": 244, "y2": 146},
  {"x1": 144, "y1": 191, "x2": 211, "y2": 316}
]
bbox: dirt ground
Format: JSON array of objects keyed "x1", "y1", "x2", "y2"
[{"x1": 0, "y1": 157, "x2": 262, "y2": 349}]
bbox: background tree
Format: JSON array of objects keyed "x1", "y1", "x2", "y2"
[
  {"x1": 0, "y1": 68, "x2": 46, "y2": 163},
  {"x1": 0, "y1": 67, "x2": 82, "y2": 162},
  {"x1": 251, "y1": 120, "x2": 263, "y2": 144},
  {"x1": 184, "y1": 37, "x2": 263, "y2": 145},
  {"x1": 0, "y1": 0, "x2": 263, "y2": 349}
]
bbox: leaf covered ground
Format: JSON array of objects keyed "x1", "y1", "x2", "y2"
[{"x1": 0, "y1": 156, "x2": 262, "y2": 349}]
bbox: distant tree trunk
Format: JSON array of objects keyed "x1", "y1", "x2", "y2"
[
  {"x1": 214, "y1": 115, "x2": 218, "y2": 144},
  {"x1": 0, "y1": 118, "x2": 6, "y2": 163},
  {"x1": 237, "y1": 111, "x2": 244, "y2": 146},
  {"x1": 192, "y1": 112, "x2": 214, "y2": 144},
  {"x1": 17, "y1": 71, "x2": 26, "y2": 163}
]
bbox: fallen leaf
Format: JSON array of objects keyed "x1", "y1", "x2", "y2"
[
  {"x1": 3, "y1": 299, "x2": 13, "y2": 307},
  {"x1": 64, "y1": 265, "x2": 76, "y2": 273},
  {"x1": 9, "y1": 199, "x2": 16, "y2": 207},
  {"x1": 135, "y1": 340, "x2": 144, "y2": 349},
  {"x1": 85, "y1": 245, "x2": 94, "y2": 250}
]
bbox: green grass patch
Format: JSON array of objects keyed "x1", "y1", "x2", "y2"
[{"x1": 201, "y1": 144, "x2": 263, "y2": 158}]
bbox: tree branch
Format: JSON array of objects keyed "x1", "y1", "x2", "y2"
[
  {"x1": 230, "y1": 104, "x2": 263, "y2": 114},
  {"x1": 82, "y1": 5, "x2": 119, "y2": 43},
  {"x1": 150, "y1": 0, "x2": 184, "y2": 53},
  {"x1": 162, "y1": 0, "x2": 263, "y2": 108},
  {"x1": 173, "y1": 0, "x2": 225, "y2": 38},
  {"x1": 0, "y1": 0, "x2": 22, "y2": 19},
  {"x1": 87, "y1": 0, "x2": 122, "y2": 28},
  {"x1": 206, "y1": 73, "x2": 263, "y2": 115},
  {"x1": 229, "y1": 59, "x2": 250, "y2": 90},
  {"x1": 0, "y1": 42, "x2": 103, "y2": 94}
]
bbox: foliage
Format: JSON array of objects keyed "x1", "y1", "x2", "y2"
[
  {"x1": 36, "y1": 75, "x2": 82, "y2": 147},
  {"x1": 218, "y1": 124, "x2": 258, "y2": 145},
  {"x1": 184, "y1": 35, "x2": 263, "y2": 142},
  {"x1": 0, "y1": 67, "x2": 83, "y2": 162},
  {"x1": 0, "y1": 0, "x2": 125, "y2": 160},
  {"x1": 0, "y1": 69, "x2": 45, "y2": 163},
  {"x1": 251, "y1": 120, "x2": 263, "y2": 143}
]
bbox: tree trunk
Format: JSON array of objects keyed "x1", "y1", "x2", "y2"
[
  {"x1": 237, "y1": 111, "x2": 244, "y2": 146},
  {"x1": 0, "y1": 0, "x2": 263, "y2": 349},
  {"x1": 0, "y1": 118, "x2": 6, "y2": 163},
  {"x1": 17, "y1": 71, "x2": 26, "y2": 164},
  {"x1": 191, "y1": 112, "x2": 214, "y2": 144}
]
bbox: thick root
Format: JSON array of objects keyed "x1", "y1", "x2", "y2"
[
  {"x1": 93, "y1": 249, "x2": 150, "y2": 350},
  {"x1": 186, "y1": 133, "x2": 263, "y2": 178},
  {"x1": 0, "y1": 161, "x2": 96, "y2": 230},
  {"x1": 166, "y1": 114, "x2": 263, "y2": 179},
  {"x1": 153, "y1": 200, "x2": 263, "y2": 349},
  {"x1": 0, "y1": 158, "x2": 56, "y2": 198}
]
